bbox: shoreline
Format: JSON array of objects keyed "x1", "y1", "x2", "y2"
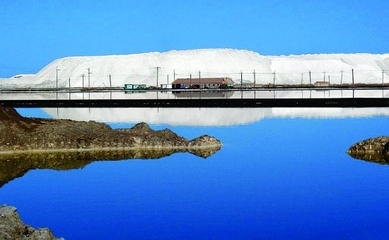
[{"x1": 0, "y1": 144, "x2": 223, "y2": 155}]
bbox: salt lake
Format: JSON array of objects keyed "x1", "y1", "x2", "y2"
[{"x1": 1, "y1": 106, "x2": 389, "y2": 239}]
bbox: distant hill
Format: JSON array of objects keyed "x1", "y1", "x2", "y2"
[{"x1": 1, "y1": 49, "x2": 389, "y2": 88}]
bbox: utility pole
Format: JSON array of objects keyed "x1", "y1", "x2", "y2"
[
  {"x1": 81, "y1": 74, "x2": 85, "y2": 88},
  {"x1": 68, "y1": 78, "x2": 71, "y2": 89},
  {"x1": 240, "y1": 71, "x2": 243, "y2": 88},
  {"x1": 87, "y1": 68, "x2": 92, "y2": 88},
  {"x1": 383, "y1": 70, "x2": 385, "y2": 84},
  {"x1": 273, "y1": 71, "x2": 276, "y2": 85},
  {"x1": 253, "y1": 70, "x2": 256, "y2": 88},
  {"x1": 341, "y1": 69, "x2": 344, "y2": 85},
  {"x1": 109, "y1": 75, "x2": 112, "y2": 88},
  {"x1": 301, "y1": 73, "x2": 303, "y2": 84},
  {"x1": 55, "y1": 68, "x2": 60, "y2": 89},
  {"x1": 199, "y1": 71, "x2": 201, "y2": 88},
  {"x1": 352, "y1": 69, "x2": 355, "y2": 86},
  {"x1": 309, "y1": 71, "x2": 312, "y2": 85},
  {"x1": 155, "y1": 67, "x2": 160, "y2": 88}
]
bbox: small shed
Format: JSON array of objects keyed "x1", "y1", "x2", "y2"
[{"x1": 171, "y1": 77, "x2": 234, "y2": 89}]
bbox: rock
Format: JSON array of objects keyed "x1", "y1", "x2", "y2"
[
  {"x1": 0, "y1": 205, "x2": 63, "y2": 240},
  {"x1": 188, "y1": 135, "x2": 222, "y2": 148},
  {"x1": 347, "y1": 136, "x2": 389, "y2": 164}
]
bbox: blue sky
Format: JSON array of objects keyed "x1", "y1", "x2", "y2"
[{"x1": 1, "y1": 0, "x2": 388, "y2": 77}]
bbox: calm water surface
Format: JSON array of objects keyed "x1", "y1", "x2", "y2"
[{"x1": 1, "y1": 108, "x2": 389, "y2": 239}]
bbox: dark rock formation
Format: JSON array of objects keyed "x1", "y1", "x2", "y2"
[
  {"x1": 0, "y1": 106, "x2": 222, "y2": 153},
  {"x1": 0, "y1": 205, "x2": 63, "y2": 240},
  {"x1": 347, "y1": 136, "x2": 389, "y2": 164}
]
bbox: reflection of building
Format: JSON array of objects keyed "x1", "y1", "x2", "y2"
[
  {"x1": 173, "y1": 90, "x2": 234, "y2": 99},
  {"x1": 172, "y1": 77, "x2": 234, "y2": 89}
]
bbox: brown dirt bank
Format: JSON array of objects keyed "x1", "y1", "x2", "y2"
[{"x1": 0, "y1": 106, "x2": 222, "y2": 153}]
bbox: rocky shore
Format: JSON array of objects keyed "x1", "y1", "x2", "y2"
[
  {"x1": 347, "y1": 136, "x2": 389, "y2": 164},
  {"x1": 0, "y1": 106, "x2": 221, "y2": 153},
  {"x1": 0, "y1": 205, "x2": 63, "y2": 240}
]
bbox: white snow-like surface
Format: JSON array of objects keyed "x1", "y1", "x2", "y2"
[
  {"x1": 42, "y1": 107, "x2": 389, "y2": 126},
  {"x1": 2, "y1": 48, "x2": 389, "y2": 88},
  {"x1": 2, "y1": 48, "x2": 389, "y2": 126}
]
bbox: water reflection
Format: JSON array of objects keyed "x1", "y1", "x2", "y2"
[
  {"x1": 0, "y1": 146, "x2": 221, "y2": 188},
  {"x1": 348, "y1": 152, "x2": 389, "y2": 165},
  {"x1": 3, "y1": 90, "x2": 389, "y2": 126},
  {"x1": 1, "y1": 88, "x2": 388, "y2": 100},
  {"x1": 41, "y1": 107, "x2": 389, "y2": 126}
]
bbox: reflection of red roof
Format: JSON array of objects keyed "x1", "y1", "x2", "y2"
[{"x1": 172, "y1": 77, "x2": 234, "y2": 85}]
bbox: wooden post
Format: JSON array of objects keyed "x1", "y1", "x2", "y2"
[
  {"x1": 301, "y1": 73, "x2": 303, "y2": 85},
  {"x1": 199, "y1": 71, "x2": 201, "y2": 89},
  {"x1": 155, "y1": 67, "x2": 160, "y2": 88},
  {"x1": 253, "y1": 69, "x2": 256, "y2": 88},
  {"x1": 241, "y1": 71, "x2": 243, "y2": 88},
  {"x1": 82, "y1": 74, "x2": 85, "y2": 88},
  {"x1": 352, "y1": 69, "x2": 355, "y2": 86},
  {"x1": 383, "y1": 70, "x2": 385, "y2": 84},
  {"x1": 87, "y1": 68, "x2": 91, "y2": 88}
]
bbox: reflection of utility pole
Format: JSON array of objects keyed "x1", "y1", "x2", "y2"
[
  {"x1": 155, "y1": 67, "x2": 160, "y2": 88},
  {"x1": 56, "y1": 68, "x2": 60, "y2": 89},
  {"x1": 87, "y1": 68, "x2": 92, "y2": 88}
]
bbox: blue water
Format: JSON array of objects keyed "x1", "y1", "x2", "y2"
[{"x1": 2, "y1": 110, "x2": 389, "y2": 239}]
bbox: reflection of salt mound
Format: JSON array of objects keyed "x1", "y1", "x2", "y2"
[
  {"x1": 43, "y1": 107, "x2": 389, "y2": 126},
  {"x1": 44, "y1": 108, "x2": 272, "y2": 126}
]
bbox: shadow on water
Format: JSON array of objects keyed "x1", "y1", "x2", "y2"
[{"x1": 0, "y1": 146, "x2": 221, "y2": 188}]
